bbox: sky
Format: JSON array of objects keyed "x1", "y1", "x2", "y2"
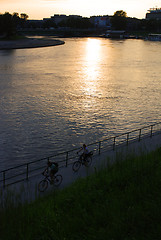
[{"x1": 1, "y1": 0, "x2": 161, "y2": 20}]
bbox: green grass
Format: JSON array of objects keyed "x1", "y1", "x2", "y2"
[{"x1": 1, "y1": 148, "x2": 161, "y2": 240}]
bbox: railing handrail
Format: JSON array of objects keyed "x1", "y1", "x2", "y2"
[
  {"x1": 1, "y1": 121, "x2": 161, "y2": 188},
  {"x1": 1, "y1": 122, "x2": 161, "y2": 174}
]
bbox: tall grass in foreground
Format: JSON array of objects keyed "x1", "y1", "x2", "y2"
[{"x1": 1, "y1": 148, "x2": 161, "y2": 240}]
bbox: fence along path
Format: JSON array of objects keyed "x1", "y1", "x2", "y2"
[{"x1": 1, "y1": 122, "x2": 161, "y2": 189}]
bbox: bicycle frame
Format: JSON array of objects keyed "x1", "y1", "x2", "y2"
[
  {"x1": 78, "y1": 151, "x2": 93, "y2": 162},
  {"x1": 42, "y1": 174, "x2": 51, "y2": 183},
  {"x1": 38, "y1": 172, "x2": 63, "y2": 192},
  {"x1": 73, "y1": 152, "x2": 93, "y2": 172}
]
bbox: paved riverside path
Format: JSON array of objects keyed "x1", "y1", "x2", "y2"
[{"x1": 1, "y1": 132, "x2": 161, "y2": 205}]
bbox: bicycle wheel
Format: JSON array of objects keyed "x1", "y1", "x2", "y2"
[
  {"x1": 85, "y1": 156, "x2": 92, "y2": 167},
  {"x1": 38, "y1": 179, "x2": 48, "y2": 192},
  {"x1": 54, "y1": 175, "x2": 63, "y2": 186},
  {"x1": 72, "y1": 161, "x2": 81, "y2": 172}
]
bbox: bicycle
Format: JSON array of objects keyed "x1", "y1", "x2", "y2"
[
  {"x1": 38, "y1": 171, "x2": 63, "y2": 192},
  {"x1": 72, "y1": 151, "x2": 93, "y2": 172}
]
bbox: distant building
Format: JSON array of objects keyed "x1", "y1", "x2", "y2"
[
  {"x1": 90, "y1": 15, "x2": 111, "y2": 29},
  {"x1": 27, "y1": 20, "x2": 43, "y2": 27},
  {"x1": 126, "y1": 17, "x2": 141, "y2": 31},
  {"x1": 146, "y1": 8, "x2": 161, "y2": 20},
  {"x1": 50, "y1": 14, "x2": 67, "y2": 25},
  {"x1": 69, "y1": 15, "x2": 82, "y2": 19},
  {"x1": 43, "y1": 14, "x2": 83, "y2": 26}
]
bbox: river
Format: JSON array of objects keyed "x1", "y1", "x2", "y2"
[{"x1": 1, "y1": 37, "x2": 161, "y2": 170}]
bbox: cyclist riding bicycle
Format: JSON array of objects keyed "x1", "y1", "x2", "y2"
[
  {"x1": 43, "y1": 161, "x2": 58, "y2": 183},
  {"x1": 77, "y1": 144, "x2": 89, "y2": 163}
]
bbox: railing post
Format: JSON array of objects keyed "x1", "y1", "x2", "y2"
[
  {"x1": 66, "y1": 152, "x2": 68, "y2": 167},
  {"x1": 139, "y1": 129, "x2": 141, "y2": 141},
  {"x1": 113, "y1": 137, "x2": 116, "y2": 150},
  {"x1": 3, "y1": 171, "x2": 5, "y2": 189},
  {"x1": 98, "y1": 142, "x2": 101, "y2": 155},
  {"x1": 150, "y1": 125, "x2": 153, "y2": 138},
  {"x1": 127, "y1": 133, "x2": 129, "y2": 146},
  {"x1": 26, "y1": 163, "x2": 29, "y2": 181}
]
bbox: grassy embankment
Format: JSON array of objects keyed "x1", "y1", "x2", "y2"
[{"x1": 1, "y1": 148, "x2": 161, "y2": 240}]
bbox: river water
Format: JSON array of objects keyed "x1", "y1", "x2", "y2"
[{"x1": 1, "y1": 37, "x2": 161, "y2": 170}]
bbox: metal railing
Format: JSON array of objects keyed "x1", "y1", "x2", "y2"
[{"x1": 1, "y1": 122, "x2": 161, "y2": 188}]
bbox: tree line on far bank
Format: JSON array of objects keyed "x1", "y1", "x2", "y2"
[
  {"x1": 1, "y1": 10, "x2": 161, "y2": 38},
  {"x1": 111, "y1": 10, "x2": 161, "y2": 32},
  {"x1": 0, "y1": 12, "x2": 28, "y2": 38}
]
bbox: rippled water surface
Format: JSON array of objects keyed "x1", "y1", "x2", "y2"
[{"x1": 1, "y1": 38, "x2": 161, "y2": 169}]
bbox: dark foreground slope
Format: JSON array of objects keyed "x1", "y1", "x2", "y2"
[{"x1": 1, "y1": 148, "x2": 161, "y2": 240}]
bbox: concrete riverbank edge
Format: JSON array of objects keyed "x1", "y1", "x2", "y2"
[{"x1": 0, "y1": 38, "x2": 65, "y2": 50}]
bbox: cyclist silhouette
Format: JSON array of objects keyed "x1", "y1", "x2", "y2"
[
  {"x1": 43, "y1": 161, "x2": 58, "y2": 183},
  {"x1": 77, "y1": 144, "x2": 89, "y2": 163}
]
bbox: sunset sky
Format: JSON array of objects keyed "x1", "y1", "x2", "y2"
[{"x1": 1, "y1": 0, "x2": 161, "y2": 20}]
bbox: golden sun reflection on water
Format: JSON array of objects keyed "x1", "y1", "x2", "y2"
[
  {"x1": 81, "y1": 38, "x2": 102, "y2": 102},
  {"x1": 84, "y1": 38, "x2": 101, "y2": 79},
  {"x1": 85, "y1": 38, "x2": 101, "y2": 61},
  {"x1": 2, "y1": 38, "x2": 161, "y2": 167}
]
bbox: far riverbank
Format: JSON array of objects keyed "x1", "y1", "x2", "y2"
[{"x1": 0, "y1": 37, "x2": 65, "y2": 50}]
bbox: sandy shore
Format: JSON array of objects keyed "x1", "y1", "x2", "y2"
[{"x1": 0, "y1": 37, "x2": 65, "y2": 50}]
